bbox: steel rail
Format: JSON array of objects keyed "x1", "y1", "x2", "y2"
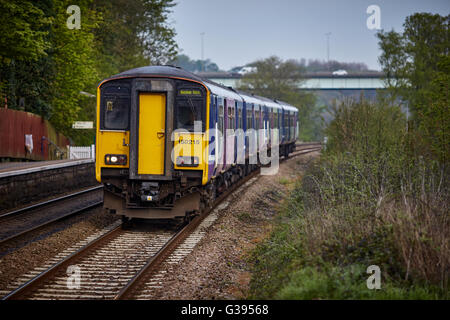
[
  {"x1": 114, "y1": 168, "x2": 261, "y2": 300},
  {"x1": 2, "y1": 225, "x2": 122, "y2": 300},
  {"x1": 0, "y1": 186, "x2": 103, "y2": 245},
  {"x1": 0, "y1": 185, "x2": 103, "y2": 220},
  {"x1": 115, "y1": 144, "x2": 322, "y2": 299}
]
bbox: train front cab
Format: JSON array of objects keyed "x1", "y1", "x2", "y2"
[{"x1": 96, "y1": 73, "x2": 210, "y2": 220}]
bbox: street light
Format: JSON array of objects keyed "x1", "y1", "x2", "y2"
[
  {"x1": 200, "y1": 32, "x2": 205, "y2": 72},
  {"x1": 325, "y1": 32, "x2": 331, "y2": 67}
]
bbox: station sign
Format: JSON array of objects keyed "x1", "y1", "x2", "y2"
[{"x1": 72, "y1": 121, "x2": 94, "y2": 129}]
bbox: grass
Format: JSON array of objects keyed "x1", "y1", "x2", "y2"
[{"x1": 279, "y1": 177, "x2": 292, "y2": 186}]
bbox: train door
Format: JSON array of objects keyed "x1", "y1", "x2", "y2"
[
  {"x1": 244, "y1": 101, "x2": 249, "y2": 160},
  {"x1": 254, "y1": 105, "x2": 260, "y2": 151},
  {"x1": 236, "y1": 101, "x2": 243, "y2": 164},
  {"x1": 209, "y1": 94, "x2": 217, "y2": 176},
  {"x1": 217, "y1": 97, "x2": 225, "y2": 171},
  {"x1": 268, "y1": 107, "x2": 273, "y2": 147},
  {"x1": 258, "y1": 106, "x2": 265, "y2": 151},
  {"x1": 137, "y1": 93, "x2": 166, "y2": 175},
  {"x1": 225, "y1": 99, "x2": 235, "y2": 167},
  {"x1": 287, "y1": 111, "x2": 291, "y2": 141}
]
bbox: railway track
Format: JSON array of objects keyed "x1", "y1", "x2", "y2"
[
  {"x1": 2, "y1": 168, "x2": 260, "y2": 300},
  {"x1": 2, "y1": 142, "x2": 321, "y2": 300},
  {"x1": 290, "y1": 143, "x2": 322, "y2": 158},
  {"x1": 0, "y1": 185, "x2": 103, "y2": 246}
]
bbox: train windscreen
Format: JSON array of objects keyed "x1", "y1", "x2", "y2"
[
  {"x1": 175, "y1": 86, "x2": 205, "y2": 132},
  {"x1": 101, "y1": 83, "x2": 130, "y2": 130}
]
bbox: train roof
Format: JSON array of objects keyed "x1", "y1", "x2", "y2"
[
  {"x1": 275, "y1": 100, "x2": 298, "y2": 112},
  {"x1": 105, "y1": 65, "x2": 204, "y2": 83},
  {"x1": 253, "y1": 95, "x2": 282, "y2": 110},
  {"x1": 204, "y1": 81, "x2": 243, "y2": 101},
  {"x1": 101, "y1": 66, "x2": 299, "y2": 112},
  {"x1": 234, "y1": 90, "x2": 264, "y2": 106}
]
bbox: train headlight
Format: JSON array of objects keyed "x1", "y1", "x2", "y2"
[
  {"x1": 105, "y1": 154, "x2": 127, "y2": 165},
  {"x1": 176, "y1": 156, "x2": 199, "y2": 167}
]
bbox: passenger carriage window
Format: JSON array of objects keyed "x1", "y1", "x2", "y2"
[
  {"x1": 233, "y1": 107, "x2": 236, "y2": 130},
  {"x1": 255, "y1": 110, "x2": 260, "y2": 130},
  {"x1": 261, "y1": 110, "x2": 264, "y2": 129},
  {"x1": 246, "y1": 109, "x2": 252, "y2": 129},
  {"x1": 238, "y1": 108, "x2": 242, "y2": 129},
  {"x1": 270, "y1": 109, "x2": 274, "y2": 129},
  {"x1": 232, "y1": 106, "x2": 235, "y2": 130},
  {"x1": 284, "y1": 113, "x2": 288, "y2": 135},
  {"x1": 228, "y1": 104, "x2": 235, "y2": 131},
  {"x1": 218, "y1": 104, "x2": 224, "y2": 133},
  {"x1": 278, "y1": 111, "x2": 281, "y2": 129},
  {"x1": 227, "y1": 107, "x2": 233, "y2": 129}
]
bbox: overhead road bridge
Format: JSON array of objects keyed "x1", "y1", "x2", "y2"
[{"x1": 197, "y1": 71, "x2": 386, "y2": 91}]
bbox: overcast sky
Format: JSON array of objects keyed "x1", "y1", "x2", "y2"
[{"x1": 170, "y1": 0, "x2": 449, "y2": 71}]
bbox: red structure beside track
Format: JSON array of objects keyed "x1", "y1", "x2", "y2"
[{"x1": 0, "y1": 108, "x2": 69, "y2": 161}]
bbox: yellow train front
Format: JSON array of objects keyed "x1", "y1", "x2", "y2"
[
  {"x1": 95, "y1": 66, "x2": 299, "y2": 221},
  {"x1": 96, "y1": 66, "x2": 212, "y2": 221}
]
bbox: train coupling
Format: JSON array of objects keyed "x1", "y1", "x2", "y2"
[
  {"x1": 140, "y1": 181, "x2": 160, "y2": 202},
  {"x1": 140, "y1": 192, "x2": 159, "y2": 202}
]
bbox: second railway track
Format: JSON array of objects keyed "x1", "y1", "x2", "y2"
[{"x1": 0, "y1": 185, "x2": 103, "y2": 247}]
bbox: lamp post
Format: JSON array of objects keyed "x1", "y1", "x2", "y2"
[
  {"x1": 200, "y1": 32, "x2": 205, "y2": 71},
  {"x1": 325, "y1": 32, "x2": 331, "y2": 67}
]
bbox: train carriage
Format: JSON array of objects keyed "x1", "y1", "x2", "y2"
[{"x1": 96, "y1": 66, "x2": 299, "y2": 221}]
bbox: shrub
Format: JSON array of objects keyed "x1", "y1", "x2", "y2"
[{"x1": 248, "y1": 98, "x2": 449, "y2": 299}]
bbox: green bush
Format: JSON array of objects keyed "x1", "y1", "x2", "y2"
[{"x1": 248, "y1": 99, "x2": 449, "y2": 300}]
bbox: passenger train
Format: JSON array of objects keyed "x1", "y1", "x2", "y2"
[{"x1": 95, "y1": 66, "x2": 298, "y2": 221}]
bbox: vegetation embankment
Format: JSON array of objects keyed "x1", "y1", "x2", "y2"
[{"x1": 248, "y1": 98, "x2": 448, "y2": 299}]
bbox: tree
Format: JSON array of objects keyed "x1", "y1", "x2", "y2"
[
  {"x1": 0, "y1": 0, "x2": 179, "y2": 145},
  {"x1": 93, "y1": 0, "x2": 178, "y2": 78},
  {"x1": 237, "y1": 56, "x2": 323, "y2": 141},
  {"x1": 170, "y1": 54, "x2": 220, "y2": 72},
  {"x1": 417, "y1": 55, "x2": 449, "y2": 163},
  {"x1": 377, "y1": 13, "x2": 449, "y2": 162},
  {"x1": 0, "y1": 0, "x2": 51, "y2": 64},
  {"x1": 303, "y1": 59, "x2": 370, "y2": 72}
]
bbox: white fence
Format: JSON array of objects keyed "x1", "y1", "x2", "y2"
[{"x1": 68, "y1": 144, "x2": 95, "y2": 159}]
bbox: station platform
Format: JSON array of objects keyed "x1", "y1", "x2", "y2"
[
  {"x1": 0, "y1": 158, "x2": 97, "y2": 212},
  {"x1": 0, "y1": 159, "x2": 94, "y2": 178}
]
